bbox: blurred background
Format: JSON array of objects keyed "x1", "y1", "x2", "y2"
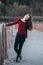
[
  {"x1": 0, "y1": 0, "x2": 43, "y2": 22},
  {"x1": 0, "y1": 0, "x2": 43, "y2": 23},
  {"x1": 0, "y1": 0, "x2": 43, "y2": 16}
]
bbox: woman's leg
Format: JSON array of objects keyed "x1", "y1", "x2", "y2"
[
  {"x1": 18, "y1": 41, "x2": 24, "y2": 57},
  {"x1": 15, "y1": 34, "x2": 26, "y2": 62},
  {"x1": 17, "y1": 34, "x2": 26, "y2": 58},
  {"x1": 14, "y1": 33, "x2": 20, "y2": 54}
]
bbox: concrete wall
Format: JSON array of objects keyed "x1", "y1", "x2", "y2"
[{"x1": 33, "y1": 24, "x2": 43, "y2": 32}]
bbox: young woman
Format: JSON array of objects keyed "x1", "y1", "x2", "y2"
[{"x1": 5, "y1": 14, "x2": 33, "y2": 62}]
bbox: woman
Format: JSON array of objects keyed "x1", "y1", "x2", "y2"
[{"x1": 4, "y1": 14, "x2": 33, "y2": 62}]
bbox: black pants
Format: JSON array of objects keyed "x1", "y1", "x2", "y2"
[{"x1": 14, "y1": 33, "x2": 26, "y2": 57}]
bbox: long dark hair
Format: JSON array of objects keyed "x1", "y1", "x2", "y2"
[{"x1": 26, "y1": 16, "x2": 33, "y2": 30}]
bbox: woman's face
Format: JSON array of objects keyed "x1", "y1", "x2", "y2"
[{"x1": 24, "y1": 15, "x2": 30, "y2": 21}]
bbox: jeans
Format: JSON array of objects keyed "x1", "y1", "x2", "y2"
[{"x1": 14, "y1": 33, "x2": 26, "y2": 57}]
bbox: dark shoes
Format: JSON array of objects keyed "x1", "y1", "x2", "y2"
[
  {"x1": 19, "y1": 55, "x2": 22, "y2": 60},
  {"x1": 16, "y1": 55, "x2": 22, "y2": 63},
  {"x1": 16, "y1": 55, "x2": 19, "y2": 63}
]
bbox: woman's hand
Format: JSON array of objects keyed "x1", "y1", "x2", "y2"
[{"x1": 3, "y1": 23, "x2": 6, "y2": 28}]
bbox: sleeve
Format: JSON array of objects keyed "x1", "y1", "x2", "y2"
[{"x1": 6, "y1": 19, "x2": 20, "y2": 26}]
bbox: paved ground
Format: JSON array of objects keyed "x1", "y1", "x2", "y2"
[{"x1": 3, "y1": 29, "x2": 43, "y2": 65}]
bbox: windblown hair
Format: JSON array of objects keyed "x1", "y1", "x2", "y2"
[{"x1": 26, "y1": 16, "x2": 33, "y2": 30}]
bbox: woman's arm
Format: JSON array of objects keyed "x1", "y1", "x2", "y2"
[{"x1": 6, "y1": 19, "x2": 19, "y2": 26}]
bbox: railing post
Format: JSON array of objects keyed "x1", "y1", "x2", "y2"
[
  {"x1": 0, "y1": 25, "x2": 4, "y2": 65},
  {"x1": 2, "y1": 25, "x2": 8, "y2": 59},
  {"x1": 2, "y1": 25, "x2": 13, "y2": 59}
]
